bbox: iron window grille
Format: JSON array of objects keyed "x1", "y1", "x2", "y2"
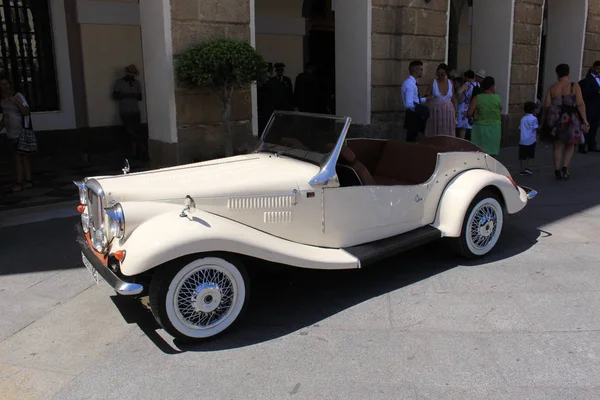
[{"x1": 0, "y1": 0, "x2": 59, "y2": 112}]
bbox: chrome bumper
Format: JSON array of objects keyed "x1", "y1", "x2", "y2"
[
  {"x1": 75, "y1": 224, "x2": 144, "y2": 296},
  {"x1": 520, "y1": 185, "x2": 538, "y2": 200}
]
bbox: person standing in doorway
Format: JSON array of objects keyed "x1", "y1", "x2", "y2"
[
  {"x1": 294, "y1": 61, "x2": 321, "y2": 113},
  {"x1": 113, "y1": 64, "x2": 147, "y2": 161},
  {"x1": 467, "y1": 76, "x2": 503, "y2": 156},
  {"x1": 577, "y1": 60, "x2": 600, "y2": 153},
  {"x1": 401, "y1": 60, "x2": 430, "y2": 142},
  {"x1": 268, "y1": 63, "x2": 294, "y2": 111}
]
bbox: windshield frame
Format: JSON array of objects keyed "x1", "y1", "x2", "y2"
[{"x1": 256, "y1": 111, "x2": 352, "y2": 187}]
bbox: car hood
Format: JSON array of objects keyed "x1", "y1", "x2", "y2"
[{"x1": 92, "y1": 153, "x2": 321, "y2": 205}]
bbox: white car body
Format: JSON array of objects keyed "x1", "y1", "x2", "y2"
[{"x1": 75, "y1": 111, "x2": 537, "y2": 341}]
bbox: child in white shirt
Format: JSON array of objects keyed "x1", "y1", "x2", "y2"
[{"x1": 519, "y1": 102, "x2": 539, "y2": 176}]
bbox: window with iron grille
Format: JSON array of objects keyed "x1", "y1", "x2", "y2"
[{"x1": 0, "y1": 0, "x2": 59, "y2": 112}]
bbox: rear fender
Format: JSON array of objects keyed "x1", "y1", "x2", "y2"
[
  {"x1": 113, "y1": 206, "x2": 359, "y2": 276},
  {"x1": 432, "y1": 169, "x2": 528, "y2": 238}
]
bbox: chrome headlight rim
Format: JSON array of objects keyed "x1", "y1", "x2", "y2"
[
  {"x1": 74, "y1": 179, "x2": 88, "y2": 205},
  {"x1": 105, "y1": 203, "x2": 125, "y2": 240},
  {"x1": 81, "y1": 206, "x2": 90, "y2": 234}
]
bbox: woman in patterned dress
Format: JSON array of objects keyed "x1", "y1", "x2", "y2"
[
  {"x1": 540, "y1": 63, "x2": 589, "y2": 180},
  {"x1": 424, "y1": 63, "x2": 457, "y2": 138},
  {"x1": 456, "y1": 70, "x2": 480, "y2": 139}
]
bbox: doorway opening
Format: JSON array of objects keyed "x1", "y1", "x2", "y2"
[
  {"x1": 447, "y1": 0, "x2": 513, "y2": 110},
  {"x1": 304, "y1": 0, "x2": 336, "y2": 114},
  {"x1": 539, "y1": 0, "x2": 587, "y2": 100}
]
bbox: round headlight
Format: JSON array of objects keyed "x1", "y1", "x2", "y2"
[{"x1": 105, "y1": 203, "x2": 125, "y2": 240}]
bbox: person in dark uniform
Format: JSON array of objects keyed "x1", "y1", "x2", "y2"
[
  {"x1": 294, "y1": 61, "x2": 321, "y2": 113},
  {"x1": 578, "y1": 61, "x2": 600, "y2": 153},
  {"x1": 268, "y1": 63, "x2": 294, "y2": 111},
  {"x1": 257, "y1": 62, "x2": 274, "y2": 134}
]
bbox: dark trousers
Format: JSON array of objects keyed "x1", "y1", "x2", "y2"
[
  {"x1": 404, "y1": 110, "x2": 425, "y2": 142},
  {"x1": 587, "y1": 119, "x2": 598, "y2": 150}
]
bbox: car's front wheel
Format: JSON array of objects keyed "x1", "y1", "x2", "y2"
[
  {"x1": 455, "y1": 190, "x2": 504, "y2": 259},
  {"x1": 149, "y1": 254, "x2": 249, "y2": 342}
]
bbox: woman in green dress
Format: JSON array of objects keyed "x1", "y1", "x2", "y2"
[{"x1": 467, "y1": 76, "x2": 502, "y2": 155}]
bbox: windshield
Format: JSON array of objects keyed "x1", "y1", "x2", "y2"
[{"x1": 257, "y1": 112, "x2": 350, "y2": 166}]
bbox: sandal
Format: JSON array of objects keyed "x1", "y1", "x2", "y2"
[
  {"x1": 8, "y1": 183, "x2": 24, "y2": 193},
  {"x1": 554, "y1": 170, "x2": 563, "y2": 180},
  {"x1": 22, "y1": 180, "x2": 33, "y2": 189},
  {"x1": 561, "y1": 167, "x2": 570, "y2": 180}
]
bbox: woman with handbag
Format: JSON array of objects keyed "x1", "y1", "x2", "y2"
[
  {"x1": 0, "y1": 78, "x2": 36, "y2": 192},
  {"x1": 540, "y1": 64, "x2": 589, "y2": 180}
]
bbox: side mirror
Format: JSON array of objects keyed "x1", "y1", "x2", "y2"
[{"x1": 122, "y1": 159, "x2": 131, "y2": 175}]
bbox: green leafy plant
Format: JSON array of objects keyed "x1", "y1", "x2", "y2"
[{"x1": 175, "y1": 38, "x2": 268, "y2": 156}]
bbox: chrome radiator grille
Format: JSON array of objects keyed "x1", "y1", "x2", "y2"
[{"x1": 87, "y1": 187, "x2": 103, "y2": 232}]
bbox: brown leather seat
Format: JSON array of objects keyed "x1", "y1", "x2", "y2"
[
  {"x1": 334, "y1": 144, "x2": 376, "y2": 185},
  {"x1": 373, "y1": 141, "x2": 438, "y2": 185}
]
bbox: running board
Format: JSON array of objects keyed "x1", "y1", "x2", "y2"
[{"x1": 343, "y1": 226, "x2": 442, "y2": 267}]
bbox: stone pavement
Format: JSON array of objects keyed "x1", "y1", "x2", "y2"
[{"x1": 0, "y1": 144, "x2": 600, "y2": 399}]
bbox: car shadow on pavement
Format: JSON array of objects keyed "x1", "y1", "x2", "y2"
[{"x1": 109, "y1": 221, "x2": 541, "y2": 354}]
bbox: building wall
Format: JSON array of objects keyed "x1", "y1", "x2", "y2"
[
  {"x1": 508, "y1": 0, "x2": 544, "y2": 145},
  {"x1": 369, "y1": 0, "x2": 449, "y2": 139},
  {"x1": 77, "y1": 0, "x2": 147, "y2": 128},
  {"x1": 170, "y1": 0, "x2": 254, "y2": 164}
]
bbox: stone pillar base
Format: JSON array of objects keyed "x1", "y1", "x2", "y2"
[{"x1": 148, "y1": 140, "x2": 179, "y2": 169}]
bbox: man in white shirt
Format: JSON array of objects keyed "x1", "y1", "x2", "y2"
[{"x1": 402, "y1": 60, "x2": 429, "y2": 142}]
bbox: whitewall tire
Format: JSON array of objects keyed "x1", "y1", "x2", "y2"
[
  {"x1": 150, "y1": 254, "x2": 249, "y2": 342},
  {"x1": 455, "y1": 191, "x2": 504, "y2": 259}
]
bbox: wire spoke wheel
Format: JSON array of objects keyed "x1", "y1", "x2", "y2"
[
  {"x1": 456, "y1": 192, "x2": 504, "y2": 259},
  {"x1": 150, "y1": 255, "x2": 249, "y2": 342}
]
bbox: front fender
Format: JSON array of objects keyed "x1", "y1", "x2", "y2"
[
  {"x1": 113, "y1": 206, "x2": 359, "y2": 276},
  {"x1": 432, "y1": 169, "x2": 528, "y2": 238}
]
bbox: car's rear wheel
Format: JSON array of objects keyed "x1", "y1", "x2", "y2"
[
  {"x1": 149, "y1": 254, "x2": 249, "y2": 342},
  {"x1": 455, "y1": 190, "x2": 504, "y2": 259}
]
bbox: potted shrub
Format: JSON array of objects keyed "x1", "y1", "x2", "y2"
[{"x1": 175, "y1": 38, "x2": 268, "y2": 157}]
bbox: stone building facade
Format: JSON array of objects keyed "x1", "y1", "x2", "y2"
[{"x1": 135, "y1": 0, "x2": 596, "y2": 166}]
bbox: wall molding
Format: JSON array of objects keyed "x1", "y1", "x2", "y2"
[
  {"x1": 77, "y1": 0, "x2": 140, "y2": 26},
  {"x1": 256, "y1": 14, "x2": 305, "y2": 36}
]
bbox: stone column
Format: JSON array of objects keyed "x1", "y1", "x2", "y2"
[
  {"x1": 583, "y1": 1, "x2": 600, "y2": 77},
  {"x1": 367, "y1": 0, "x2": 449, "y2": 140},
  {"x1": 140, "y1": 1, "x2": 179, "y2": 167},
  {"x1": 508, "y1": 0, "x2": 543, "y2": 146},
  {"x1": 168, "y1": 0, "x2": 254, "y2": 165}
]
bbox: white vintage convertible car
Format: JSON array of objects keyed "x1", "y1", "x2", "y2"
[{"x1": 75, "y1": 111, "x2": 536, "y2": 342}]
